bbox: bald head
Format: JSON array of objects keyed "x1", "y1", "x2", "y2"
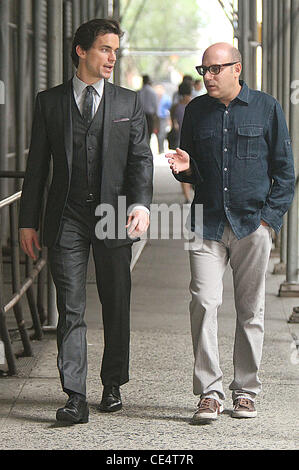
[
  {"x1": 201, "y1": 42, "x2": 242, "y2": 107},
  {"x1": 203, "y1": 42, "x2": 242, "y2": 65}
]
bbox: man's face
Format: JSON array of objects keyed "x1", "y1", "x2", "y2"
[
  {"x1": 202, "y1": 47, "x2": 240, "y2": 103},
  {"x1": 76, "y1": 33, "x2": 120, "y2": 81}
]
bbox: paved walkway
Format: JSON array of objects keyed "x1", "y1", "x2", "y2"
[{"x1": 0, "y1": 153, "x2": 298, "y2": 450}]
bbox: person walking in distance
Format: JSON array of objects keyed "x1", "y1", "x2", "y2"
[
  {"x1": 166, "y1": 42, "x2": 295, "y2": 423},
  {"x1": 19, "y1": 19, "x2": 153, "y2": 424},
  {"x1": 138, "y1": 75, "x2": 158, "y2": 144}
]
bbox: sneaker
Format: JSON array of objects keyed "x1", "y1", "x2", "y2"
[
  {"x1": 232, "y1": 398, "x2": 257, "y2": 418},
  {"x1": 191, "y1": 398, "x2": 223, "y2": 423}
]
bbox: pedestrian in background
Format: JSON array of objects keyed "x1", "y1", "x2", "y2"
[
  {"x1": 170, "y1": 82, "x2": 193, "y2": 203},
  {"x1": 172, "y1": 74, "x2": 194, "y2": 106},
  {"x1": 138, "y1": 74, "x2": 159, "y2": 143},
  {"x1": 193, "y1": 79, "x2": 205, "y2": 97},
  {"x1": 156, "y1": 84, "x2": 171, "y2": 154}
]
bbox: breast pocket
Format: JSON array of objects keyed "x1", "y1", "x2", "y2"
[
  {"x1": 111, "y1": 120, "x2": 131, "y2": 144},
  {"x1": 194, "y1": 127, "x2": 214, "y2": 159},
  {"x1": 237, "y1": 126, "x2": 264, "y2": 159}
]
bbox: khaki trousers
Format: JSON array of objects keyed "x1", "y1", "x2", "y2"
[{"x1": 189, "y1": 224, "x2": 272, "y2": 403}]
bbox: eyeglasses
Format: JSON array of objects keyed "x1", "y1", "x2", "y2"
[{"x1": 196, "y1": 62, "x2": 239, "y2": 76}]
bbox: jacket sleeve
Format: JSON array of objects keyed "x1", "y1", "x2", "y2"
[
  {"x1": 173, "y1": 103, "x2": 203, "y2": 185},
  {"x1": 19, "y1": 93, "x2": 51, "y2": 230},
  {"x1": 261, "y1": 100, "x2": 295, "y2": 232},
  {"x1": 126, "y1": 92, "x2": 153, "y2": 210}
]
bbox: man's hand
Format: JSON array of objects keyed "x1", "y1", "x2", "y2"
[
  {"x1": 165, "y1": 148, "x2": 190, "y2": 174},
  {"x1": 126, "y1": 209, "x2": 150, "y2": 239},
  {"x1": 19, "y1": 228, "x2": 41, "y2": 261},
  {"x1": 260, "y1": 220, "x2": 269, "y2": 227}
]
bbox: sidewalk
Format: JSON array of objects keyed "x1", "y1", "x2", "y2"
[{"x1": 0, "y1": 153, "x2": 298, "y2": 450}]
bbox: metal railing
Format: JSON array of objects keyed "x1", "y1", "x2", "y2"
[{"x1": 0, "y1": 174, "x2": 48, "y2": 375}]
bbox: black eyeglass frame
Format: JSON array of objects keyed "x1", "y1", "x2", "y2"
[{"x1": 196, "y1": 62, "x2": 239, "y2": 76}]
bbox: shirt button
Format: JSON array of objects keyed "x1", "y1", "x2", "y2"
[
  {"x1": 224, "y1": 148, "x2": 228, "y2": 152},
  {"x1": 224, "y1": 128, "x2": 228, "y2": 132},
  {"x1": 224, "y1": 167, "x2": 228, "y2": 171},
  {"x1": 224, "y1": 187, "x2": 228, "y2": 191},
  {"x1": 225, "y1": 110, "x2": 229, "y2": 115}
]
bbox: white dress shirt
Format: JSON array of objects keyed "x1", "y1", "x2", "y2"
[{"x1": 72, "y1": 74, "x2": 104, "y2": 117}]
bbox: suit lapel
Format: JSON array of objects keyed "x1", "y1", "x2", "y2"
[
  {"x1": 102, "y1": 80, "x2": 114, "y2": 165},
  {"x1": 62, "y1": 79, "x2": 73, "y2": 172}
]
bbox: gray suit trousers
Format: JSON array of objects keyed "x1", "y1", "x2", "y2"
[{"x1": 48, "y1": 202, "x2": 132, "y2": 397}]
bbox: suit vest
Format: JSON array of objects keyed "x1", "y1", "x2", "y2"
[{"x1": 67, "y1": 90, "x2": 105, "y2": 205}]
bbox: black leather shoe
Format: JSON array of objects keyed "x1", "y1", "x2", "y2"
[
  {"x1": 98, "y1": 385, "x2": 122, "y2": 412},
  {"x1": 56, "y1": 394, "x2": 89, "y2": 424}
]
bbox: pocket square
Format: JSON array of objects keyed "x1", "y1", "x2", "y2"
[{"x1": 113, "y1": 118, "x2": 130, "y2": 123}]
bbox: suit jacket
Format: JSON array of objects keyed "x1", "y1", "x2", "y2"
[{"x1": 19, "y1": 79, "x2": 153, "y2": 248}]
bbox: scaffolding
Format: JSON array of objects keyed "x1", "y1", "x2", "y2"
[{"x1": 0, "y1": 0, "x2": 298, "y2": 375}]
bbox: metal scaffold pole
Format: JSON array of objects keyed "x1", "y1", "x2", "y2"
[
  {"x1": 261, "y1": 0, "x2": 268, "y2": 93},
  {"x1": 273, "y1": 0, "x2": 292, "y2": 275},
  {"x1": 279, "y1": 0, "x2": 299, "y2": 303},
  {"x1": 249, "y1": 0, "x2": 257, "y2": 90},
  {"x1": 44, "y1": 0, "x2": 63, "y2": 330},
  {"x1": 270, "y1": 0, "x2": 278, "y2": 99},
  {"x1": 113, "y1": 0, "x2": 121, "y2": 86},
  {"x1": 0, "y1": 0, "x2": 9, "y2": 205}
]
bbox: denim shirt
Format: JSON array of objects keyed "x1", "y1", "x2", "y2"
[{"x1": 175, "y1": 81, "x2": 295, "y2": 240}]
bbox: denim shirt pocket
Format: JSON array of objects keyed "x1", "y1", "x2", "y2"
[
  {"x1": 237, "y1": 126, "x2": 264, "y2": 159},
  {"x1": 193, "y1": 127, "x2": 214, "y2": 159}
]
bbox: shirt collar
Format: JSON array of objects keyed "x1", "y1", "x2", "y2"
[
  {"x1": 207, "y1": 80, "x2": 249, "y2": 108},
  {"x1": 235, "y1": 80, "x2": 249, "y2": 104},
  {"x1": 72, "y1": 74, "x2": 104, "y2": 98}
]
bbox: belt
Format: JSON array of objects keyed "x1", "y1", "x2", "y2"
[{"x1": 86, "y1": 193, "x2": 96, "y2": 203}]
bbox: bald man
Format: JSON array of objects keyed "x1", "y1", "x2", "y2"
[{"x1": 166, "y1": 43, "x2": 295, "y2": 422}]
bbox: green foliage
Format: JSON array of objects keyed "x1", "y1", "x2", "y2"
[{"x1": 120, "y1": 0, "x2": 206, "y2": 87}]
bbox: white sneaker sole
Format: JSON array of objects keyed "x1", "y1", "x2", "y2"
[
  {"x1": 231, "y1": 409, "x2": 257, "y2": 418},
  {"x1": 192, "y1": 404, "x2": 224, "y2": 423}
]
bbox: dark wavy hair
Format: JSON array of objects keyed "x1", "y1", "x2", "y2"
[{"x1": 71, "y1": 18, "x2": 124, "y2": 68}]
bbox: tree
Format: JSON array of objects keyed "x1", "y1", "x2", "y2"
[{"x1": 120, "y1": 0, "x2": 206, "y2": 88}]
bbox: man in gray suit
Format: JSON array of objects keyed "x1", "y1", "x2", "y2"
[{"x1": 19, "y1": 19, "x2": 153, "y2": 424}]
